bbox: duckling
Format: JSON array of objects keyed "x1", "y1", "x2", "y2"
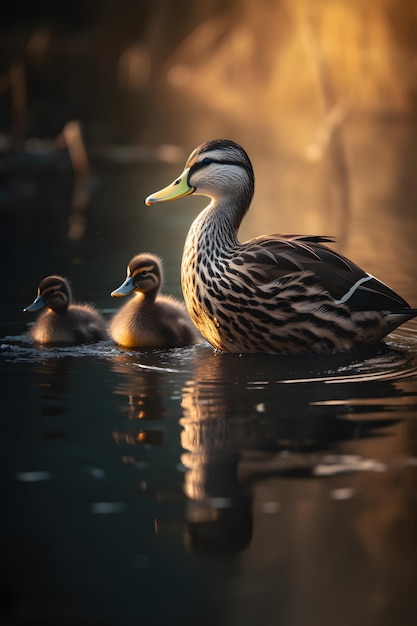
[
  {"x1": 24, "y1": 275, "x2": 109, "y2": 345},
  {"x1": 110, "y1": 253, "x2": 198, "y2": 349},
  {"x1": 145, "y1": 138, "x2": 417, "y2": 355}
]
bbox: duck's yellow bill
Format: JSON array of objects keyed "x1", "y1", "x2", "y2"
[{"x1": 145, "y1": 168, "x2": 194, "y2": 205}]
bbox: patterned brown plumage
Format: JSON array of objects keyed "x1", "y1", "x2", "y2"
[
  {"x1": 110, "y1": 253, "x2": 199, "y2": 349},
  {"x1": 145, "y1": 139, "x2": 417, "y2": 354},
  {"x1": 24, "y1": 275, "x2": 109, "y2": 345}
]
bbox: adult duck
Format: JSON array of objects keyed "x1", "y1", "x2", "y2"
[{"x1": 145, "y1": 139, "x2": 417, "y2": 355}]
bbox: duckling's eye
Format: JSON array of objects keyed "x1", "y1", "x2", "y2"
[
  {"x1": 202, "y1": 157, "x2": 212, "y2": 165},
  {"x1": 141, "y1": 271, "x2": 148, "y2": 276}
]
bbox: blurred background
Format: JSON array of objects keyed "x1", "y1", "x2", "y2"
[
  {"x1": 1, "y1": 0, "x2": 417, "y2": 316},
  {"x1": 2, "y1": 5, "x2": 417, "y2": 624}
]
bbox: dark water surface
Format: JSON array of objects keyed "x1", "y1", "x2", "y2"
[{"x1": 2, "y1": 159, "x2": 417, "y2": 625}]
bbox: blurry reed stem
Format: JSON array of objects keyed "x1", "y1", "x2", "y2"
[
  {"x1": 61, "y1": 121, "x2": 90, "y2": 241},
  {"x1": 62, "y1": 121, "x2": 90, "y2": 180},
  {"x1": 301, "y1": 14, "x2": 351, "y2": 245},
  {"x1": 10, "y1": 61, "x2": 27, "y2": 141}
]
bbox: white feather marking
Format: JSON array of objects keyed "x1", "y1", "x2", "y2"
[{"x1": 335, "y1": 274, "x2": 375, "y2": 304}]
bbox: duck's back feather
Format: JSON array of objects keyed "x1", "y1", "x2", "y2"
[{"x1": 231, "y1": 234, "x2": 411, "y2": 311}]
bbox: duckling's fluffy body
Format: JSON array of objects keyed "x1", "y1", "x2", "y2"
[
  {"x1": 31, "y1": 304, "x2": 108, "y2": 344},
  {"x1": 145, "y1": 139, "x2": 417, "y2": 355},
  {"x1": 110, "y1": 292, "x2": 196, "y2": 348},
  {"x1": 110, "y1": 253, "x2": 198, "y2": 349},
  {"x1": 25, "y1": 275, "x2": 108, "y2": 345}
]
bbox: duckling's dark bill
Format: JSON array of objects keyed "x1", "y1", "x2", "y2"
[
  {"x1": 24, "y1": 295, "x2": 45, "y2": 312},
  {"x1": 111, "y1": 277, "x2": 135, "y2": 297},
  {"x1": 145, "y1": 169, "x2": 195, "y2": 205}
]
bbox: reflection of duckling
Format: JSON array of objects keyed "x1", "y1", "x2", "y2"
[
  {"x1": 24, "y1": 275, "x2": 109, "y2": 345},
  {"x1": 110, "y1": 253, "x2": 199, "y2": 349}
]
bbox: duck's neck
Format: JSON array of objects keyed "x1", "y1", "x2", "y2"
[
  {"x1": 50, "y1": 304, "x2": 69, "y2": 316},
  {"x1": 181, "y1": 194, "x2": 249, "y2": 337},
  {"x1": 140, "y1": 290, "x2": 157, "y2": 304},
  {"x1": 192, "y1": 194, "x2": 250, "y2": 251}
]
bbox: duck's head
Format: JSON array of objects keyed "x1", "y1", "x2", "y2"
[
  {"x1": 145, "y1": 139, "x2": 254, "y2": 208},
  {"x1": 24, "y1": 276, "x2": 71, "y2": 315},
  {"x1": 111, "y1": 253, "x2": 163, "y2": 298}
]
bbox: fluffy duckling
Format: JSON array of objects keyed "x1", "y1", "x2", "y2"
[
  {"x1": 110, "y1": 253, "x2": 198, "y2": 348},
  {"x1": 24, "y1": 275, "x2": 109, "y2": 345}
]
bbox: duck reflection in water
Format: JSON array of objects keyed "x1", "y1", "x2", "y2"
[
  {"x1": 111, "y1": 355, "x2": 166, "y2": 421},
  {"x1": 110, "y1": 354, "x2": 167, "y2": 455},
  {"x1": 34, "y1": 358, "x2": 71, "y2": 423},
  {"x1": 179, "y1": 344, "x2": 411, "y2": 555}
]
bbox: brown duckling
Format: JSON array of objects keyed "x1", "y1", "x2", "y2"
[
  {"x1": 110, "y1": 253, "x2": 198, "y2": 348},
  {"x1": 24, "y1": 275, "x2": 109, "y2": 345}
]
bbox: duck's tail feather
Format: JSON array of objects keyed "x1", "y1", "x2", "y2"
[{"x1": 385, "y1": 309, "x2": 417, "y2": 334}]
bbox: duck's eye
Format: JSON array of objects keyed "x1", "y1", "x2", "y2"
[
  {"x1": 202, "y1": 157, "x2": 212, "y2": 165},
  {"x1": 141, "y1": 271, "x2": 148, "y2": 276}
]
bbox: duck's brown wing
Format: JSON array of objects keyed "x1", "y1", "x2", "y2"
[{"x1": 231, "y1": 234, "x2": 411, "y2": 310}]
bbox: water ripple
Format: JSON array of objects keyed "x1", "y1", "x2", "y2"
[
  {"x1": 3, "y1": 330, "x2": 417, "y2": 394},
  {"x1": 279, "y1": 351, "x2": 417, "y2": 384},
  {"x1": 0, "y1": 336, "x2": 119, "y2": 362}
]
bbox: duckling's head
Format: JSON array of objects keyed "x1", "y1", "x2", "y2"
[
  {"x1": 24, "y1": 275, "x2": 72, "y2": 315},
  {"x1": 145, "y1": 139, "x2": 254, "y2": 209},
  {"x1": 111, "y1": 254, "x2": 163, "y2": 299}
]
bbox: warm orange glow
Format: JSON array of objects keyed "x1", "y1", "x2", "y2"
[
  {"x1": 152, "y1": 0, "x2": 417, "y2": 272},
  {"x1": 166, "y1": 1, "x2": 412, "y2": 127},
  {"x1": 118, "y1": 44, "x2": 150, "y2": 90}
]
